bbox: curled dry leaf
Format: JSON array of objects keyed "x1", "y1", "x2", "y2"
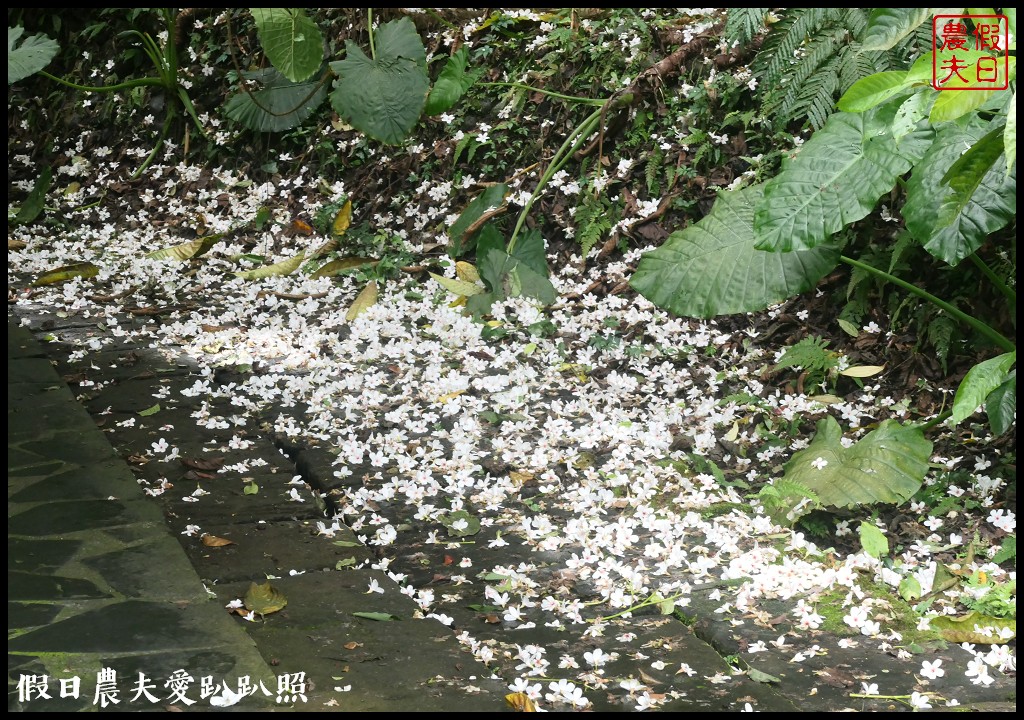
[
  {"x1": 181, "y1": 456, "x2": 225, "y2": 471},
  {"x1": 201, "y1": 534, "x2": 236, "y2": 547},
  {"x1": 233, "y1": 252, "x2": 305, "y2": 280},
  {"x1": 32, "y1": 262, "x2": 100, "y2": 287},
  {"x1": 343, "y1": 641, "x2": 363, "y2": 650},
  {"x1": 310, "y1": 257, "x2": 377, "y2": 279}
]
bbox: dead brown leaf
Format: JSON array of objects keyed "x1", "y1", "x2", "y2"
[
  {"x1": 181, "y1": 456, "x2": 225, "y2": 471},
  {"x1": 201, "y1": 534, "x2": 235, "y2": 547}
]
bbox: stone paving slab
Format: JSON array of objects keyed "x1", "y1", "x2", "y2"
[{"x1": 8, "y1": 320, "x2": 282, "y2": 712}]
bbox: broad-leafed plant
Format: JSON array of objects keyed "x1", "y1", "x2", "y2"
[{"x1": 632, "y1": 8, "x2": 1016, "y2": 521}]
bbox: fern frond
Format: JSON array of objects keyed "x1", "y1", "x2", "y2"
[
  {"x1": 725, "y1": 7, "x2": 771, "y2": 45},
  {"x1": 775, "y1": 336, "x2": 838, "y2": 373},
  {"x1": 645, "y1": 148, "x2": 663, "y2": 195},
  {"x1": 838, "y1": 48, "x2": 888, "y2": 93},
  {"x1": 575, "y1": 196, "x2": 612, "y2": 258},
  {"x1": 769, "y1": 34, "x2": 844, "y2": 127},
  {"x1": 774, "y1": 476, "x2": 819, "y2": 505},
  {"x1": 887, "y1": 231, "x2": 917, "y2": 274},
  {"x1": 842, "y1": 7, "x2": 870, "y2": 38},
  {"x1": 755, "y1": 8, "x2": 832, "y2": 92},
  {"x1": 757, "y1": 478, "x2": 820, "y2": 526},
  {"x1": 927, "y1": 314, "x2": 958, "y2": 374},
  {"x1": 751, "y1": 7, "x2": 912, "y2": 129}
]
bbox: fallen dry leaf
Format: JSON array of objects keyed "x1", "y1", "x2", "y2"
[
  {"x1": 181, "y1": 456, "x2": 225, "y2": 471},
  {"x1": 244, "y1": 581, "x2": 288, "y2": 617},
  {"x1": 505, "y1": 692, "x2": 537, "y2": 712},
  {"x1": 201, "y1": 534, "x2": 236, "y2": 548}
]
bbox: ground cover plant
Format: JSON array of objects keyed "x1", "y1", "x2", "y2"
[{"x1": 8, "y1": 7, "x2": 1016, "y2": 711}]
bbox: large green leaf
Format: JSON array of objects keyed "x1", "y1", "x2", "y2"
[
  {"x1": 930, "y1": 611, "x2": 1016, "y2": 644},
  {"x1": 753, "y1": 108, "x2": 921, "y2": 252},
  {"x1": 986, "y1": 371, "x2": 1016, "y2": 436},
  {"x1": 950, "y1": 351, "x2": 1016, "y2": 426},
  {"x1": 467, "y1": 237, "x2": 556, "y2": 318},
  {"x1": 903, "y1": 120, "x2": 1016, "y2": 265},
  {"x1": 630, "y1": 185, "x2": 841, "y2": 318},
  {"x1": 478, "y1": 248, "x2": 555, "y2": 305},
  {"x1": 930, "y1": 54, "x2": 1015, "y2": 122},
  {"x1": 8, "y1": 26, "x2": 58, "y2": 85},
  {"x1": 783, "y1": 416, "x2": 932, "y2": 509},
  {"x1": 224, "y1": 66, "x2": 328, "y2": 132},
  {"x1": 508, "y1": 228, "x2": 549, "y2": 277},
  {"x1": 12, "y1": 164, "x2": 52, "y2": 225},
  {"x1": 330, "y1": 18, "x2": 429, "y2": 145},
  {"x1": 838, "y1": 71, "x2": 911, "y2": 113},
  {"x1": 860, "y1": 8, "x2": 932, "y2": 51},
  {"x1": 424, "y1": 46, "x2": 480, "y2": 116},
  {"x1": 891, "y1": 90, "x2": 936, "y2": 143},
  {"x1": 1006, "y1": 91, "x2": 1016, "y2": 174},
  {"x1": 448, "y1": 184, "x2": 508, "y2": 256},
  {"x1": 250, "y1": 8, "x2": 324, "y2": 83}
]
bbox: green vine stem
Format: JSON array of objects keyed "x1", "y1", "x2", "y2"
[
  {"x1": 507, "y1": 108, "x2": 602, "y2": 252},
  {"x1": 594, "y1": 591, "x2": 684, "y2": 622},
  {"x1": 839, "y1": 255, "x2": 1014, "y2": 352},
  {"x1": 916, "y1": 409, "x2": 953, "y2": 433},
  {"x1": 133, "y1": 107, "x2": 176, "y2": 179},
  {"x1": 37, "y1": 71, "x2": 166, "y2": 94},
  {"x1": 367, "y1": 9, "x2": 376, "y2": 60}
]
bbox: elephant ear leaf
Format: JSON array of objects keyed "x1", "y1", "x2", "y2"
[
  {"x1": 8, "y1": 26, "x2": 59, "y2": 85},
  {"x1": 783, "y1": 416, "x2": 931, "y2": 509},
  {"x1": 250, "y1": 8, "x2": 324, "y2": 83},
  {"x1": 753, "y1": 108, "x2": 923, "y2": 253},
  {"x1": 630, "y1": 185, "x2": 840, "y2": 318},
  {"x1": 330, "y1": 18, "x2": 429, "y2": 144}
]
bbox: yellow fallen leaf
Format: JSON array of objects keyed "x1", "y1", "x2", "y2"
[
  {"x1": 345, "y1": 280, "x2": 378, "y2": 322},
  {"x1": 332, "y1": 199, "x2": 353, "y2": 236},
  {"x1": 310, "y1": 257, "x2": 377, "y2": 279},
  {"x1": 146, "y1": 234, "x2": 223, "y2": 261},
  {"x1": 808, "y1": 394, "x2": 844, "y2": 405},
  {"x1": 243, "y1": 581, "x2": 288, "y2": 617},
  {"x1": 437, "y1": 389, "x2": 466, "y2": 403},
  {"x1": 455, "y1": 261, "x2": 481, "y2": 283},
  {"x1": 430, "y1": 272, "x2": 484, "y2": 297},
  {"x1": 201, "y1": 534, "x2": 235, "y2": 548},
  {"x1": 723, "y1": 421, "x2": 739, "y2": 442},
  {"x1": 505, "y1": 692, "x2": 537, "y2": 712},
  {"x1": 233, "y1": 252, "x2": 304, "y2": 280},
  {"x1": 509, "y1": 471, "x2": 534, "y2": 486},
  {"x1": 839, "y1": 365, "x2": 885, "y2": 378},
  {"x1": 32, "y1": 262, "x2": 100, "y2": 287}
]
